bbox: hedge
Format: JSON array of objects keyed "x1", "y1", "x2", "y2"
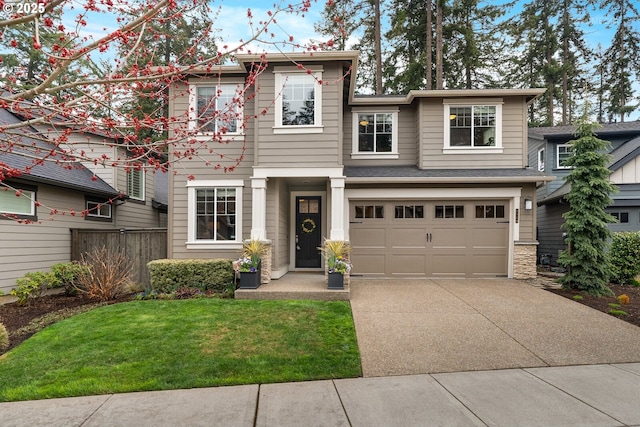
[
  {"x1": 609, "y1": 232, "x2": 640, "y2": 285},
  {"x1": 147, "y1": 259, "x2": 235, "y2": 294}
]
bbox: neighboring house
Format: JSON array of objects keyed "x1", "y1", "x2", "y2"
[
  {"x1": 0, "y1": 108, "x2": 167, "y2": 293},
  {"x1": 529, "y1": 122, "x2": 640, "y2": 265},
  {"x1": 166, "y1": 51, "x2": 553, "y2": 281}
]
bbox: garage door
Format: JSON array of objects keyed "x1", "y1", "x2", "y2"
[{"x1": 350, "y1": 200, "x2": 509, "y2": 277}]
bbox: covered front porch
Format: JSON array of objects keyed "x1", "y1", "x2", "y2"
[{"x1": 235, "y1": 272, "x2": 350, "y2": 301}]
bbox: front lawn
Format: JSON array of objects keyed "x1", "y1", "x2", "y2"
[{"x1": 0, "y1": 299, "x2": 361, "y2": 401}]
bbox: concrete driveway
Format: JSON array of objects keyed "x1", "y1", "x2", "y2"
[{"x1": 349, "y1": 278, "x2": 640, "y2": 377}]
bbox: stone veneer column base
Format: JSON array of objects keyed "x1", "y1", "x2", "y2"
[
  {"x1": 260, "y1": 240, "x2": 272, "y2": 284},
  {"x1": 514, "y1": 241, "x2": 538, "y2": 279}
]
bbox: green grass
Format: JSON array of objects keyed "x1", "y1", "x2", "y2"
[{"x1": 0, "y1": 299, "x2": 361, "y2": 402}]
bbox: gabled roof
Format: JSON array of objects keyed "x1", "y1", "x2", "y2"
[
  {"x1": 344, "y1": 165, "x2": 554, "y2": 184},
  {"x1": 609, "y1": 136, "x2": 640, "y2": 171},
  {"x1": 0, "y1": 108, "x2": 121, "y2": 197}
]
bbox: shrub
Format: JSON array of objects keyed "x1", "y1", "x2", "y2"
[
  {"x1": 11, "y1": 271, "x2": 51, "y2": 305},
  {"x1": 0, "y1": 323, "x2": 9, "y2": 351},
  {"x1": 49, "y1": 262, "x2": 88, "y2": 295},
  {"x1": 147, "y1": 259, "x2": 234, "y2": 294},
  {"x1": 75, "y1": 246, "x2": 133, "y2": 301},
  {"x1": 617, "y1": 294, "x2": 630, "y2": 305},
  {"x1": 609, "y1": 232, "x2": 640, "y2": 285}
]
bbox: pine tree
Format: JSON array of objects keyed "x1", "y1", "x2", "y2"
[{"x1": 558, "y1": 118, "x2": 617, "y2": 296}]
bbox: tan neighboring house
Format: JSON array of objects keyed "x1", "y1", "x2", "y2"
[
  {"x1": 167, "y1": 51, "x2": 553, "y2": 281},
  {"x1": 0, "y1": 108, "x2": 167, "y2": 294}
]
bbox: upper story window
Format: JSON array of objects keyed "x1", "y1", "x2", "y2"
[
  {"x1": 0, "y1": 185, "x2": 37, "y2": 221},
  {"x1": 443, "y1": 102, "x2": 503, "y2": 153},
  {"x1": 190, "y1": 84, "x2": 243, "y2": 135},
  {"x1": 538, "y1": 148, "x2": 545, "y2": 171},
  {"x1": 186, "y1": 180, "x2": 244, "y2": 249},
  {"x1": 274, "y1": 71, "x2": 323, "y2": 134},
  {"x1": 351, "y1": 111, "x2": 399, "y2": 159},
  {"x1": 557, "y1": 144, "x2": 573, "y2": 169},
  {"x1": 127, "y1": 169, "x2": 145, "y2": 201}
]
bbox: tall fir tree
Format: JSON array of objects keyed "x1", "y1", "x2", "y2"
[
  {"x1": 599, "y1": 0, "x2": 640, "y2": 122},
  {"x1": 558, "y1": 118, "x2": 617, "y2": 296}
]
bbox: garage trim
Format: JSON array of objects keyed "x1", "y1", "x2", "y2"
[{"x1": 344, "y1": 187, "x2": 523, "y2": 278}]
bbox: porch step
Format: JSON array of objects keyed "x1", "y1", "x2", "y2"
[{"x1": 234, "y1": 272, "x2": 350, "y2": 301}]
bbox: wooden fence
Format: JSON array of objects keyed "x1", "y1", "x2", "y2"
[{"x1": 70, "y1": 228, "x2": 167, "y2": 288}]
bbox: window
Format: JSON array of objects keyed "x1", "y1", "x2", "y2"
[
  {"x1": 354, "y1": 205, "x2": 384, "y2": 219},
  {"x1": 0, "y1": 185, "x2": 36, "y2": 220},
  {"x1": 538, "y1": 148, "x2": 545, "y2": 171},
  {"x1": 187, "y1": 180, "x2": 243, "y2": 247},
  {"x1": 557, "y1": 144, "x2": 573, "y2": 169},
  {"x1": 352, "y1": 111, "x2": 398, "y2": 158},
  {"x1": 475, "y1": 204, "x2": 505, "y2": 219},
  {"x1": 85, "y1": 199, "x2": 112, "y2": 221},
  {"x1": 395, "y1": 205, "x2": 424, "y2": 219},
  {"x1": 191, "y1": 84, "x2": 242, "y2": 135},
  {"x1": 127, "y1": 169, "x2": 145, "y2": 201},
  {"x1": 435, "y1": 205, "x2": 464, "y2": 219},
  {"x1": 610, "y1": 212, "x2": 629, "y2": 223},
  {"x1": 274, "y1": 71, "x2": 323, "y2": 133},
  {"x1": 444, "y1": 103, "x2": 502, "y2": 152}
]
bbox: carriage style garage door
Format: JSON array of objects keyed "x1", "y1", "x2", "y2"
[{"x1": 350, "y1": 200, "x2": 509, "y2": 277}]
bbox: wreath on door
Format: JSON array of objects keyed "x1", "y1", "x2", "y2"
[{"x1": 301, "y1": 218, "x2": 316, "y2": 233}]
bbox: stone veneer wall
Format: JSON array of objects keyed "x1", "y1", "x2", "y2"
[
  {"x1": 514, "y1": 241, "x2": 538, "y2": 279},
  {"x1": 260, "y1": 240, "x2": 272, "y2": 284}
]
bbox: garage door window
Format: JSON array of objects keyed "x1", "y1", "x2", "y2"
[
  {"x1": 395, "y1": 205, "x2": 424, "y2": 219},
  {"x1": 355, "y1": 205, "x2": 384, "y2": 219},
  {"x1": 476, "y1": 205, "x2": 505, "y2": 219},
  {"x1": 435, "y1": 205, "x2": 464, "y2": 219}
]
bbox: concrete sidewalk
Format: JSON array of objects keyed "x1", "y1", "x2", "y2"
[{"x1": 1, "y1": 363, "x2": 640, "y2": 426}]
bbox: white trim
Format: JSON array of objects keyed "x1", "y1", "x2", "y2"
[
  {"x1": 344, "y1": 187, "x2": 522, "y2": 278},
  {"x1": 443, "y1": 103, "x2": 503, "y2": 151},
  {"x1": 290, "y1": 191, "x2": 326, "y2": 272},
  {"x1": 274, "y1": 71, "x2": 323, "y2": 132},
  {"x1": 0, "y1": 189, "x2": 35, "y2": 216},
  {"x1": 186, "y1": 180, "x2": 244, "y2": 249},
  {"x1": 188, "y1": 83, "x2": 244, "y2": 136},
  {"x1": 556, "y1": 144, "x2": 573, "y2": 169},
  {"x1": 252, "y1": 167, "x2": 344, "y2": 179},
  {"x1": 351, "y1": 111, "x2": 399, "y2": 158}
]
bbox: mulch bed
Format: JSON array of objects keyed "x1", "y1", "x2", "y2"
[{"x1": 548, "y1": 283, "x2": 640, "y2": 328}]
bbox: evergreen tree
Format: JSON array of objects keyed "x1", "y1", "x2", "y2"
[
  {"x1": 599, "y1": 0, "x2": 640, "y2": 122},
  {"x1": 558, "y1": 118, "x2": 617, "y2": 296}
]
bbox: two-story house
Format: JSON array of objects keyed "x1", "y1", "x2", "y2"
[
  {"x1": 529, "y1": 122, "x2": 640, "y2": 265},
  {"x1": 0, "y1": 106, "x2": 167, "y2": 294},
  {"x1": 167, "y1": 51, "x2": 552, "y2": 282}
]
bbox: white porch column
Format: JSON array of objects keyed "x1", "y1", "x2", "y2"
[
  {"x1": 250, "y1": 177, "x2": 268, "y2": 240},
  {"x1": 330, "y1": 177, "x2": 346, "y2": 241}
]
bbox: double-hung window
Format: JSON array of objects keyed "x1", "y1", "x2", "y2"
[
  {"x1": 191, "y1": 84, "x2": 242, "y2": 135},
  {"x1": 0, "y1": 185, "x2": 36, "y2": 220},
  {"x1": 538, "y1": 148, "x2": 545, "y2": 171},
  {"x1": 274, "y1": 70, "x2": 323, "y2": 133},
  {"x1": 187, "y1": 180, "x2": 243, "y2": 248},
  {"x1": 557, "y1": 144, "x2": 573, "y2": 169},
  {"x1": 351, "y1": 111, "x2": 398, "y2": 159},
  {"x1": 444, "y1": 102, "x2": 502, "y2": 152}
]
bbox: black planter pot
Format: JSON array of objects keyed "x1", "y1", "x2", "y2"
[
  {"x1": 239, "y1": 270, "x2": 261, "y2": 289},
  {"x1": 328, "y1": 272, "x2": 344, "y2": 289}
]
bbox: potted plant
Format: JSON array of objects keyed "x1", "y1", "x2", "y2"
[
  {"x1": 319, "y1": 240, "x2": 352, "y2": 289},
  {"x1": 234, "y1": 239, "x2": 267, "y2": 289}
]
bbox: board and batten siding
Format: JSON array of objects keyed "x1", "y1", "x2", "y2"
[
  {"x1": 0, "y1": 186, "x2": 121, "y2": 293},
  {"x1": 419, "y1": 97, "x2": 528, "y2": 169},
  {"x1": 611, "y1": 155, "x2": 640, "y2": 184}
]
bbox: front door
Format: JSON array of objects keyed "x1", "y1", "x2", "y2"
[{"x1": 295, "y1": 196, "x2": 322, "y2": 268}]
